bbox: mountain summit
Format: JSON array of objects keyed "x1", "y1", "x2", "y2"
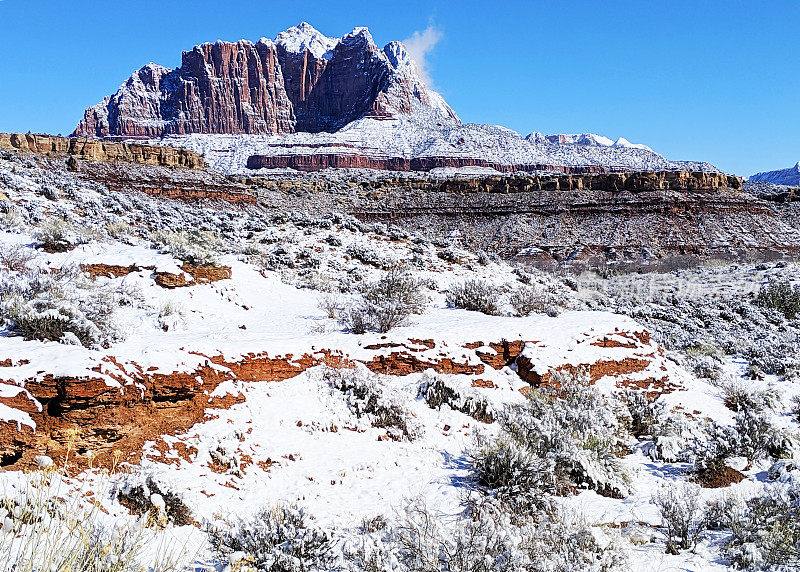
[
  {"x1": 73, "y1": 23, "x2": 458, "y2": 138},
  {"x1": 750, "y1": 161, "x2": 800, "y2": 186}
]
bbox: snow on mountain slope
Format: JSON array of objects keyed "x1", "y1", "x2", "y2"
[
  {"x1": 750, "y1": 161, "x2": 800, "y2": 186},
  {"x1": 159, "y1": 113, "x2": 706, "y2": 175}
]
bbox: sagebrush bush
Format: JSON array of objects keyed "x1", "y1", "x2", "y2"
[
  {"x1": 755, "y1": 280, "x2": 800, "y2": 320},
  {"x1": 34, "y1": 218, "x2": 79, "y2": 252},
  {"x1": 470, "y1": 368, "x2": 631, "y2": 499},
  {"x1": 323, "y1": 366, "x2": 416, "y2": 440},
  {"x1": 340, "y1": 268, "x2": 428, "y2": 333},
  {"x1": 207, "y1": 504, "x2": 336, "y2": 572},
  {"x1": 0, "y1": 244, "x2": 35, "y2": 272},
  {"x1": 509, "y1": 285, "x2": 562, "y2": 317},
  {"x1": 150, "y1": 230, "x2": 220, "y2": 266},
  {"x1": 445, "y1": 279, "x2": 500, "y2": 316},
  {"x1": 652, "y1": 483, "x2": 705, "y2": 554},
  {"x1": 419, "y1": 374, "x2": 493, "y2": 422},
  {"x1": 706, "y1": 486, "x2": 800, "y2": 570},
  {"x1": 0, "y1": 267, "x2": 122, "y2": 348}
]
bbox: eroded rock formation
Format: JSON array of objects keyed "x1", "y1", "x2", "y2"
[
  {"x1": 73, "y1": 24, "x2": 457, "y2": 138},
  {"x1": 0, "y1": 133, "x2": 203, "y2": 169}
]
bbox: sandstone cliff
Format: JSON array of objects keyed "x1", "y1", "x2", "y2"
[
  {"x1": 0, "y1": 133, "x2": 204, "y2": 169},
  {"x1": 73, "y1": 23, "x2": 458, "y2": 138}
]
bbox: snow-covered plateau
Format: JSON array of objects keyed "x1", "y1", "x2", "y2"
[{"x1": 0, "y1": 147, "x2": 799, "y2": 571}]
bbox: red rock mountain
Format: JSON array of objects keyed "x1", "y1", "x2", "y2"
[{"x1": 73, "y1": 23, "x2": 458, "y2": 138}]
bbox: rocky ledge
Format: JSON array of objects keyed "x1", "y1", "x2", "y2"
[{"x1": 0, "y1": 133, "x2": 204, "y2": 169}]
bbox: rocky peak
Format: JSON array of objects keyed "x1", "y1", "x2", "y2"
[{"x1": 73, "y1": 24, "x2": 458, "y2": 138}]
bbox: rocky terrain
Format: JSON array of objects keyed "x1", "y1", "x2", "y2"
[
  {"x1": 72, "y1": 23, "x2": 718, "y2": 176},
  {"x1": 1, "y1": 144, "x2": 800, "y2": 571}
]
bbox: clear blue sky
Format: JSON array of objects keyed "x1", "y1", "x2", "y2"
[{"x1": 0, "y1": 0, "x2": 797, "y2": 176}]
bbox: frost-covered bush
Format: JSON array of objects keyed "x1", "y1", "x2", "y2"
[
  {"x1": 340, "y1": 268, "x2": 428, "y2": 333},
  {"x1": 720, "y1": 379, "x2": 782, "y2": 414},
  {"x1": 470, "y1": 369, "x2": 631, "y2": 499},
  {"x1": 445, "y1": 279, "x2": 500, "y2": 316},
  {"x1": 323, "y1": 366, "x2": 416, "y2": 440},
  {"x1": 706, "y1": 486, "x2": 800, "y2": 570},
  {"x1": 755, "y1": 279, "x2": 800, "y2": 320},
  {"x1": 34, "y1": 218, "x2": 80, "y2": 252},
  {"x1": 345, "y1": 498, "x2": 628, "y2": 572},
  {"x1": 345, "y1": 243, "x2": 393, "y2": 269},
  {"x1": 509, "y1": 285, "x2": 562, "y2": 317},
  {"x1": 150, "y1": 230, "x2": 220, "y2": 266},
  {"x1": 207, "y1": 504, "x2": 336, "y2": 572},
  {"x1": 652, "y1": 483, "x2": 705, "y2": 554},
  {"x1": 0, "y1": 244, "x2": 35, "y2": 272},
  {"x1": 0, "y1": 267, "x2": 122, "y2": 348},
  {"x1": 418, "y1": 373, "x2": 493, "y2": 422},
  {"x1": 116, "y1": 473, "x2": 193, "y2": 527}
]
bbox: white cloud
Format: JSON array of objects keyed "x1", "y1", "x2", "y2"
[{"x1": 402, "y1": 25, "x2": 442, "y2": 88}]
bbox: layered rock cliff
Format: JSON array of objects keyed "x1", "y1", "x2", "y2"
[
  {"x1": 0, "y1": 132, "x2": 204, "y2": 169},
  {"x1": 73, "y1": 23, "x2": 458, "y2": 138}
]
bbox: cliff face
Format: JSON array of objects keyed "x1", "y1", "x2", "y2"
[
  {"x1": 73, "y1": 23, "x2": 458, "y2": 138},
  {"x1": 0, "y1": 133, "x2": 204, "y2": 169}
]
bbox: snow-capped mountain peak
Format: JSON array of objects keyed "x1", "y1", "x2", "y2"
[{"x1": 275, "y1": 21, "x2": 338, "y2": 59}]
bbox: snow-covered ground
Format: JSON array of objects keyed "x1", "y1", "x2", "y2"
[{"x1": 0, "y1": 150, "x2": 799, "y2": 570}]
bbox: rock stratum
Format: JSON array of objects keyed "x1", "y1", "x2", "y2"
[
  {"x1": 0, "y1": 133, "x2": 204, "y2": 169},
  {"x1": 73, "y1": 23, "x2": 457, "y2": 139}
]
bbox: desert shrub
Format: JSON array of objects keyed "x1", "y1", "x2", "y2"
[
  {"x1": 706, "y1": 487, "x2": 800, "y2": 570},
  {"x1": 323, "y1": 366, "x2": 416, "y2": 440},
  {"x1": 34, "y1": 218, "x2": 79, "y2": 252},
  {"x1": 116, "y1": 474, "x2": 193, "y2": 527},
  {"x1": 207, "y1": 504, "x2": 336, "y2": 572},
  {"x1": 720, "y1": 380, "x2": 782, "y2": 413},
  {"x1": 150, "y1": 230, "x2": 220, "y2": 266},
  {"x1": 509, "y1": 285, "x2": 562, "y2": 317},
  {"x1": 445, "y1": 280, "x2": 500, "y2": 316},
  {"x1": 157, "y1": 299, "x2": 185, "y2": 332},
  {"x1": 318, "y1": 294, "x2": 341, "y2": 319},
  {"x1": 346, "y1": 498, "x2": 629, "y2": 572},
  {"x1": 340, "y1": 268, "x2": 428, "y2": 334},
  {"x1": 0, "y1": 471, "x2": 186, "y2": 572},
  {"x1": 418, "y1": 373, "x2": 493, "y2": 422},
  {"x1": 345, "y1": 243, "x2": 392, "y2": 269},
  {"x1": 0, "y1": 244, "x2": 35, "y2": 272},
  {"x1": 470, "y1": 368, "x2": 631, "y2": 499},
  {"x1": 436, "y1": 246, "x2": 461, "y2": 263},
  {"x1": 755, "y1": 280, "x2": 800, "y2": 320},
  {"x1": 0, "y1": 267, "x2": 122, "y2": 348},
  {"x1": 652, "y1": 483, "x2": 705, "y2": 554}
]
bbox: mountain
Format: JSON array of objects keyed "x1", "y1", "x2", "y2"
[
  {"x1": 750, "y1": 162, "x2": 800, "y2": 186},
  {"x1": 73, "y1": 23, "x2": 458, "y2": 138},
  {"x1": 73, "y1": 23, "x2": 717, "y2": 176}
]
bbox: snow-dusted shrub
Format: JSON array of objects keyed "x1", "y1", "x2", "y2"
[
  {"x1": 719, "y1": 379, "x2": 782, "y2": 413},
  {"x1": 0, "y1": 244, "x2": 35, "y2": 272},
  {"x1": 419, "y1": 373, "x2": 493, "y2": 422},
  {"x1": 652, "y1": 483, "x2": 705, "y2": 554},
  {"x1": 509, "y1": 285, "x2": 562, "y2": 317},
  {"x1": 346, "y1": 243, "x2": 392, "y2": 269},
  {"x1": 755, "y1": 279, "x2": 800, "y2": 320},
  {"x1": 445, "y1": 279, "x2": 500, "y2": 316},
  {"x1": 471, "y1": 368, "x2": 631, "y2": 499},
  {"x1": 323, "y1": 366, "x2": 416, "y2": 440},
  {"x1": 150, "y1": 229, "x2": 220, "y2": 266},
  {"x1": 318, "y1": 294, "x2": 341, "y2": 319},
  {"x1": 34, "y1": 217, "x2": 79, "y2": 252},
  {"x1": 207, "y1": 504, "x2": 336, "y2": 572},
  {"x1": 0, "y1": 267, "x2": 122, "y2": 348},
  {"x1": 0, "y1": 471, "x2": 185, "y2": 572},
  {"x1": 347, "y1": 498, "x2": 628, "y2": 572},
  {"x1": 436, "y1": 246, "x2": 461, "y2": 263},
  {"x1": 116, "y1": 473, "x2": 193, "y2": 527},
  {"x1": 157, "y1": 299, "x2": 185, "y2": 332},
  {"x1": 706, "y1": 486, "x2": 800, "y2": 570},
  {"x1": 340, "y1": 268, "x2": 428, "y2": 334}
]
